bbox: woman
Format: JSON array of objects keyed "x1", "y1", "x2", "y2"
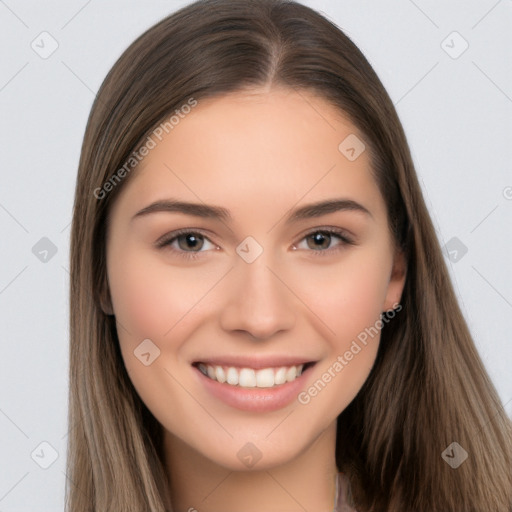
[{"x1": 67, "y1": 0, "x2": 512, "y2": 510}]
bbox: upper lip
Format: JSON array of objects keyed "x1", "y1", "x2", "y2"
[{"x1": 192, "y1": 355, "x2": 317, "y2": 370}]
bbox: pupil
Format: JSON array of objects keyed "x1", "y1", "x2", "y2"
[
  {"x1": 311, "y1": 232, "x2": 329, "y2": 249},
  {"x1": 180, "y1": 234, "x2": 202, "y2": 251}
]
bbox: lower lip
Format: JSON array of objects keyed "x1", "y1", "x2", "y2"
[{"x1": 193, "y1": 364, "x2": 315, "y2": 412}]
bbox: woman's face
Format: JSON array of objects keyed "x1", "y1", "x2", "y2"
[{"x1": 105, "y1": 87, "x2": 406, "y2": 470}]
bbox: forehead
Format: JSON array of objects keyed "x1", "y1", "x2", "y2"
[{"x1": 111, "y1": 87, "x2": 387, "y2": 226}]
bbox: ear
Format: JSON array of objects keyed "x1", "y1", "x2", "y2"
[
  {"x1": 98, "y1": 276, "x2": 114, "y2": 316},
  {"x1": 383, "y1": 247, "x2": 407, "y2": 311}
]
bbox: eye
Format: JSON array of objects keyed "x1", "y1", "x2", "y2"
[
  {"x1": 293, "y1": 228, "x2": 354, "y2": 256},
  {"x1": 156, "y1": 229, "x2": 217, "y2": 260},
  {"x1": 156, "y1": 227, "x2": 354, "y2": 261}
]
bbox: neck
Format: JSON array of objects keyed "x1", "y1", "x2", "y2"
[{"x1": 163, "y1": 421, "x2": 339, "y2": 512}]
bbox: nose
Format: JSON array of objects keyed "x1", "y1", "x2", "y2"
[{"x1": 219, "y1": 252, "x2": 296, "y2": 340}]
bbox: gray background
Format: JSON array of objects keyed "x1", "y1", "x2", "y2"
[{"x1": 0, "y1": 0, "x2": 511, "y2": 510}]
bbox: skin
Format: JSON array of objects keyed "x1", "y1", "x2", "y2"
[{"x1": 105, "y1": 86, "x2": 406, "y2": 512}]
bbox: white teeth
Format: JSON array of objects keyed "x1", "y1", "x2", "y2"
[
  {"x1": 286, "y1": 366, "x2": 297, "y2": 382},
  {"x1": 226, "y1": 367, "x2": 239, "y2": 385},
  {"x1": 198, "y1": 362, "x2": 308, "y2": 388},
  {"x1": 239, "y1": 368, "x2": 256, "y2": 387},
  {"x1": 207, "y1": 365, "x2": 216, "y2": 380},
  {"x1": 215, "y1": 366, "x2": 226, "y2": 383},
  {"x1": 256, "y1": 368, "x2": 275, "y2": 388},
  {"x1": 274, "y1": 367, "x2": 287, "y2": 385}
]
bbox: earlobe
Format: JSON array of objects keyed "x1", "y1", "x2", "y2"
[
  {"x1": 383, "y1": 248, "x2": 407, "y2": 311},
  {"x1": 98, "y1": 280, "x2": 115, "y2": 316}
]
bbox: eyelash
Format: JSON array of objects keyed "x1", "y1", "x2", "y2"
[{"x1": 155, "y1": 227, "x2": 355, "y2": 261}]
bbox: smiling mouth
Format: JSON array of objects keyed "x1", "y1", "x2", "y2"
[{"x1": 193, "y1": 361, "x2": 316, "y2": 388}]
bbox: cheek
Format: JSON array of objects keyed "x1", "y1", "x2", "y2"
[
  {"x1": 106, "y1": 247, "x2": 212, "y2": 417},
  {"x1": 108, "y1": 246, "x2": 216, "y2": 342},
  {"x1": 299, "y1": 250, "x2": 391, "y2": 343},
  {"x1": 293, "y1": 249, "x2": 392, "y2": 407},
  {"x1": 108, "y1": 251, "x2": 168, "y2": 340}
]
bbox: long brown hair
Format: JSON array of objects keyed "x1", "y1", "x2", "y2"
[{"x1": 67, "y1": 0, "x2": 512, "y2": 510}]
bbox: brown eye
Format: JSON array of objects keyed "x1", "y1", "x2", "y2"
[
  {"x1": 306, "y1": 231, "x2": 333, "y2": 250},
  {"x1": 294, "y1": 228, "x2": 354, "y2": 257},
  {"x1": 156, "y1": 230, "x2": 217, "y2": 260},
  {"x1": 176, "y1": 233, "x2": 205, "y2": 252}
]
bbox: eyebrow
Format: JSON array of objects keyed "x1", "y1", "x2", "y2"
[{"x1": 131, "y1": 197, "x2": 373, "y2": 223}]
